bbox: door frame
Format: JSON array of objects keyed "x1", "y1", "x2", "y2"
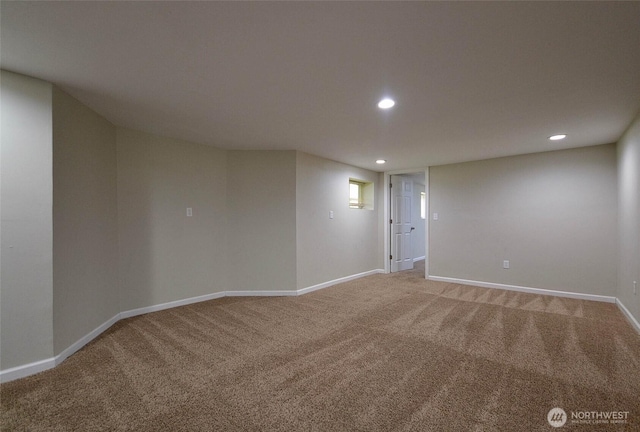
[
  {"x1": 383, "y1": 168, "x2": 429, "y2": 278},
  {"x1": 390, "y1": 174, "x2": 415, "y2": 272}
]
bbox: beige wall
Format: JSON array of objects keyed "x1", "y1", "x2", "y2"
[
  {"x1": 429, "y1": 144, "x2": 618, "y2": 295},
  {"x1": 1, "y1": 71, "x2": 54, "y2": 369},
  {"x1": 228, "y1": 151, "x2": 297, "y2": 292},
  {"x1": 296, "y1": 152, "x2": 382, "y2": 289},
  {"x1": 117, "y1": 128, "x2": 229, "y2": 310},
  {"x1": 52, "y1": 88, "x2": 119, "y2": 354},
  {"x1": 617, "y1": 113, "x2": 640, "y2": 324},
  {"x1": 3, "y1": 68, "x2": 635, "y2": 378}
]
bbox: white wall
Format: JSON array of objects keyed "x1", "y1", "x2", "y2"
[
  {"x1": 296, "y1": 152, "x2": 382, "y2": 289},
  {"x1": 117, "y1": 128, "x2": 229, "y2": 311},
  {"x1": 0, "y1": 71, "x2": 54, "y2": 369},
  {"x1": 617, "y1": 113, "x2": 640, "y2": 325},
  {"x1": 52, "y1": 88, "x2": 119, "y2": 354},
  {"x1": 429, "y1": 144, "x2": 618, "y2": 295},
  {"x1": 227, "y1": 150, "x2": 297, "y2": 292}
]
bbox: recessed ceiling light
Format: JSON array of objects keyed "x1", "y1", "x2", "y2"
[
  {"x1": 549, "y1": 134, "x2": 567, "y2": 141},
  {"x1": 376, "y1": 159, "x2": 386, "y2": 164},
  {"x1": 377, "y1": 98, "x2": 395, "y2": 109}
]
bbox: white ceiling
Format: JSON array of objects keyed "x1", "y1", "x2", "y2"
[{"x1": 2, "y1": 1, "x2": 639, "y2": 172}]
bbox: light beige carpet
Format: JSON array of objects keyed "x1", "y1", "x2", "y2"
[{"x1": 2, "y1": 262, "x2": 639, "y2": 431}]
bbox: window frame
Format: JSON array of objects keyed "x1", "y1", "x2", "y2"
[{"x1": 349, "y1": 180, "x2": 365, "y2": 209}]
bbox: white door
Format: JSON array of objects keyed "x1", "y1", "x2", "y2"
[{"x1": 390, "y1": 175, "x2": 414, "y2": 272}]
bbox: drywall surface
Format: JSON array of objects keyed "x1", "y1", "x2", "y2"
[
  {"x1": 296, "y1": 152, "x2": 380, "y2": 289},
  {"x1": 617, "y1": 114, "x2": 640, "y2": 324},
  {"x1": 117, "y1": 128, "x2": 228, "y2": 311},
  {"x1": 52, "y1": 88, "x2": 119, "y2": 354},
  {"x1": 227, "y1": 150, "x2": 297, "y2": 292},
  {"x1": 429, "y1": 144, "x2": 618, "y2": 295},
  {"x1": 0, "y1": 71, "x2": 54, "y2": 369}
]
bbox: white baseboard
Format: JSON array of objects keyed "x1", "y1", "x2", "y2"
[
  {"x1": 120, "y1": 291, "x2": 226, "y2": 319},
  {"x1": 224, "y1": 269, "x2": 384, "y2": 297},
  {"x1": 55, "y1": 313, "x2": 121, "y2": 366},
  {"x1": 297, "y1": 269, "x2": 384, "y2": 296},
  {"x1": 413, "y1": 256, "x2": 425, "y2": 262},
  {"x1": 226, "y1": 290, "x2": 298, "y2": 297},
  {"x1": 1, "y1": 269, "x2": 383, "y2": 383},
  {"x1": 616, "y1": 298, "x2": 640, "y2": 334},
  {"x1": 0, "y1": 357, "x2": 56, "y2": 384},
  {"x1": 0, "y1": 313, "x2": 122, "y2": 384},
  {"x1": 427, "y1": 275, "x2": 617, "y2": 304}
]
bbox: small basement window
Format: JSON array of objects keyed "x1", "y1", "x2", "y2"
[
  {"x1": 349, "y1": 178, "x2": 374, "y2": 210},
  {"x1": 349, "y1": 180, "x2": 364, "y2": 208}
]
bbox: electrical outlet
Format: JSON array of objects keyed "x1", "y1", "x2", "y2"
[
  {"x1": 503, "y1": 260, "x2": 510, "y2": 269},
  {"x1": 186, "y1": 207, "x2": 192, "y2": 217}
]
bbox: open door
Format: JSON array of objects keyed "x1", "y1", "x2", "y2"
[{"x1": 390, "y1": 175, "x2": 414, "y2": 272}]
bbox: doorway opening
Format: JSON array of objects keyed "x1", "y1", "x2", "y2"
[{"x1": 384, "y1": 170, "x2": 428, "y2": 277}]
